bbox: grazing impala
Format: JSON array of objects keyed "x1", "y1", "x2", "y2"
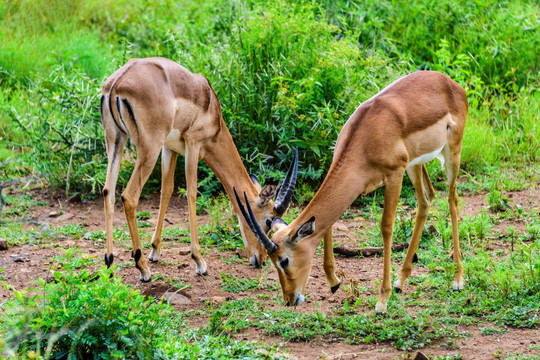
[
  {"x1": 237, "y1": 71, "x2": 467, "y2": 313},
  {"x1": 100, "y1": 57, "x2": 298, "y2": 281}
]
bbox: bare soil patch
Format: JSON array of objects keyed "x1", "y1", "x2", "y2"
[{"x1": 1, "y1": 188, "x2": 539, "y2": 359}]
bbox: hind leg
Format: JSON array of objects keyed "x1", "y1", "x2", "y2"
[
  {"x1": 103, "y1": 132, "x2": 127, "y2": 268},
  {"x1": 444, "y1": 149, "x2": 464, "y2": 290},
  {"x1": 394, "y1": 164, "x2": 435, "y2": 292},
  {"x1": 122, "y1": 145, "x2": 162, "y2": 282}
]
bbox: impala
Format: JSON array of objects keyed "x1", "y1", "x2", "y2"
[
  {"x1": 100, "y1": 57, "x2": 297, "y2": 281},
  {"x1": 237, "y1": 71, "x2": 467, "y2": 313}
]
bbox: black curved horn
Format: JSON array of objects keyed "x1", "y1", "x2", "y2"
[
  {"x1": 234, "y1": 187, "x2": 277, "y2": 254},
  {"x1": 274, "y1": 148, "x2": 298, "y2": 215}
]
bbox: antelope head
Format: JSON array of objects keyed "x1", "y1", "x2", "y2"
[
  {"x1": 235, "y1": 172, "x2": 318, "y2": 306},
  {"x1": 236, "y1": 149, "x2": 299, "y2": 269}
]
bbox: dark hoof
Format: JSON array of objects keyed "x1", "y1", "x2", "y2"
[
  {"x1": 104, "y1": 253, "x2": 114, "y2": 268},
  {"x1": 198, "y1": 271, "x2": 209, "y2": 277},
  {"x1": 330, "y1": 283, "x2": 341, "y2": 294},
  {"x1": 394, "y1": 286, "x2": 402, "y2": 294},
  {"x1": 375, "y1": 312, "x2": 384, "y2": 317},
  {"x1": 412, "y1": 253, "x2": 418, "y2": 263},
  {"x1": 141, "y1": 276, "x2": 152, "y2": 283},
  {"x1": 452, "y1": 288, "x2": 463, "y2": 292},
  {"x1": 148, "y1": 258, "x2": 158, "y2": 263}
]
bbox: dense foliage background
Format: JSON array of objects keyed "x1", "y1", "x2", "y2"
[
  {"x1": 0, "y1": 2, "x2": 539, "y2": 358},
  {"x1": 0, "y1": 0, "x2": 538, "y2": 198}
]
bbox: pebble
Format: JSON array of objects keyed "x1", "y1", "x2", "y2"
[{"x1": 162, "y1": 292, "x2": 192, "y2": 306}]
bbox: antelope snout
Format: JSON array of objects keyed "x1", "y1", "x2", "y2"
[
  {"x1": 249, "y1": 255, "x2": 261, "y2": 268},
  {"x1": 285, "y1": 292, "x2": 305, "y2": 307}
]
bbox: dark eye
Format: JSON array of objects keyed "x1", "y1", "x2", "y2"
[{"x1": 280, "y1": 258, "x2": 289, "y2": 268}]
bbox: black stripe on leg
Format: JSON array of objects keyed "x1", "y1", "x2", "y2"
[
  {"x1": 122, "y1": 98, "x2": 138, "y2": 135},
  {"x1": 116, "y1": 96, "x2": 129, "y2": 132},
  {"x1": 133, "y1": 249, "x2": 142, "y2": 270},
  {"x1": 413, "y1": 253, "x2": 419, "y2": 263},
  {"x1": 109, "y1": 95, "x2": 127, "y2": 135},
  {"x1": 112, "y1": 133, "x2": 122, "y2": 167}
]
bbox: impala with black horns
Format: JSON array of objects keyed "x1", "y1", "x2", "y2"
[
  {"x1": 237, "y1": 71, "x2": 468, "y2": 313},
  {"x1": 101, "y1": 57, "x2": 298, "y2": 281}
]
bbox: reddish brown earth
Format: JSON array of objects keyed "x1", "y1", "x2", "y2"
[{"x1": 0, "y1": 187, "x2": 539, "y2": 359}]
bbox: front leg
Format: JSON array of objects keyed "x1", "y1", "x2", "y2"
[
  {"x1": 376, "y1": 171, "x2": 403, "y2": 314},
  {"x1": 323, "y1": 228, "x2": 341, "y2": 293},
  {"x1": 149, "y1": 147, "x2": 178, "y2": 262},
  {"x1": 185, "y1": 142, "x2": 207, "y2": 276}
]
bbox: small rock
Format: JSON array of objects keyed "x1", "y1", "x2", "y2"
[
  {"x1": 178, "y1": 248, "x2": 190, "y2": 256},
  {"x1": 0, "y1": 238, "x2": 7, "y2": 251},
  {"x1": 11, "y1": 255, "x2": 24, "y2": 262},
  {"x1": 334, "y1": 221, "x2": 348, "y2": 232},
  {"x1": 55, "y1": 213, "x2": 74, "y2": 222},
  {"x1": 162, "y1": 292, "x2": 192, "y2": 305},
  {"x1": 48, "y1": 210, "x2": 61, "y2": 218},
  {"x1": 209, "y1": 296, "x2": 227, "y2": 305},
  {"x1": 177, "y1": 263, "x2": 189, "y2": 269},
  {"x1": 414, "y1": 351, "x2": 429, "y2": 360}
]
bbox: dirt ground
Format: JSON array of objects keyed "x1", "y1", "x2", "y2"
[{"x1": 1, "y1": 187, "x2": 539, "y2": 360}]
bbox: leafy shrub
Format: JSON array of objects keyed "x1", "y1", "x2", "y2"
[
  {"x1": 0, "y1": 0, "x2": 538, "y2": 198},
  {"x1": 1, "y1": 250, "x2": 180, "y2": 359}
]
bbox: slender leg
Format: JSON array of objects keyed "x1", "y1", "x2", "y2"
[
  {"x1": 375, "y1": 171, "x2": 404, "y2": 314},
  {"x1": 121, "y1": 147, "x2": 162, "y2": 282},
  {"x1": 185, "y1": 142, "x2": 207, "y2": 275},
  {"x1": 394, "y1": 164, "x2": 435, "y2": 292},
  {"x1": 323, "y1": 228, "x2": 341, "y2": 293},
  {"x1": 103, "y1": 132, "x2": 127, "y2": 268},
  {"x1": 445, "y1": 153, "x2": 464, "y2": 290},
  {"x1": 149, "y1": 146, "x2": 178, "y2": 262}
]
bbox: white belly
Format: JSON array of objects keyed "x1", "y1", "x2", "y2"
[
  {"x1": 407, "y1": 143, "x2": 445, "y2": 169},
  {"x1": 164, "y1": 129, "x2": 186, "y2": 155}
]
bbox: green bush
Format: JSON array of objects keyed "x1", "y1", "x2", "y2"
[
  {"x1": 0, "y1": 0, "x2": 538, "y2": 198},
  {"x1": 1, "y1": 251, "x2": 179, "y2": 359},
  {"x1": 0, "y1": 249, "x2": 282, "y2": 359}
]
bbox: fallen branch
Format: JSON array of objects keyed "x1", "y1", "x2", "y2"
[{"x1": 333, "y1": 242, "x2": 409, "y2": 257}]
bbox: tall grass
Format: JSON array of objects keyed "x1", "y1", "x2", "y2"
[{"x1": 0, "y1": 0, "x2": 538, "y2": 196}]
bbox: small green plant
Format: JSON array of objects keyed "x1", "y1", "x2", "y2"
[
  {"x1": 136, "y1": 211, "x2": 152, "y2": 220},
  {"x1": 487, "y1": 185, "x2": 511, "y2": 213},
  {"x1": 526, "y1": 224, "x2": 539, "y2": 241},
  {"x1": 481, "y1": 326, "x2": 507, "y2": 336}
]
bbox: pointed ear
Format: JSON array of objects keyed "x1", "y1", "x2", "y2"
[
  {"x1": 271, "y1": 217, "x2": 288, "y2": 233},
  {"x1": 249, "y1": 174, "x2": 261, "y2": 192},
  {"x1": 296, "y1": 216, "x2": 315, "y2": 238},
  {"x1": 285, "y1": 216, "x2": 315, "y2": 247},
  {"x1": 257, "y1": 184, "x2": 277, "y2": 206}
]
